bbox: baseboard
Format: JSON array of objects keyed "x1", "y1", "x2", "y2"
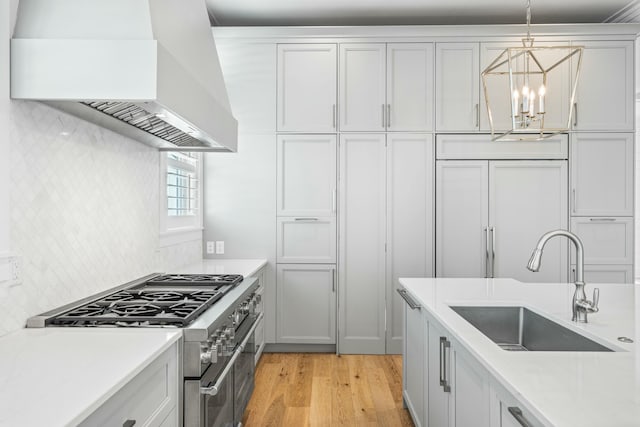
[{"x1": 264, "y1": 343, "x2": 337, "y2": 353}]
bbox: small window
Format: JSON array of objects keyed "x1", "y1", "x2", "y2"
[{"x1": 160, "y1": 152, "x2": 202, "y2": 233}]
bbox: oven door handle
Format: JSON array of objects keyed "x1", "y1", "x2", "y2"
[{"x1": 200, "y1": 312, "x2": 264, "y2": 397}]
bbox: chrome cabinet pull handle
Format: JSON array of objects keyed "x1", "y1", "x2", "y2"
[
  {"x1": 442, "y1": 338, "x2": 451, "y2": 392},
  {"x1": 294, "y1": 218, "x2": 319, "y2": 221},
  {"x1": 508, "y1": 407, "x2": 534, "y2": 427},
  {"x1": 484, "y1": 227, "x2": 490, "y2": 278},
  {"x1": 381, "y1": 104, "x2": 386, "y2": 128},
  {"x1": 387, "y1": 104, "x2": 391, "y2": 128},
  {"x1": 439, "y1": 336, "x2": 445, "y2": 387},
  {"x1": 332, "y1": 104, "x2": 336, "y2": 128},
  {"x1": 491, "y1": 227, "x2": 496, "y2": 278},
  {"x1": 589, "y1": 218, "x2": 616, "y2": 222},
  {"x1": 572, "y1": 189, "x2": 577, "y2": 213},
  {"x1": 475, "y1": 103, "x2": 479, "y2": 127},
  {"x1": 332, "y1": 189, "x2": 337, "y2": 213},
  {"x1": 332, "y1": 269, "x2": 336, "y2": 293},
  {"x1": 397, "y1": 288, "x2": 420, "y2": 310},
  {"x1": 573, "y1": 103, "x2": 578, "y2": 127}
]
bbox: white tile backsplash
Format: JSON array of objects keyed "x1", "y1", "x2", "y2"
[{"x1": 0, "y1": 101, "x2": 201, "y2": 336}]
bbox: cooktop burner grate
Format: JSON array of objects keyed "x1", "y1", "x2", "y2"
[{"x1": 147, "y1": 274, "x2": 243, "y2": 286}]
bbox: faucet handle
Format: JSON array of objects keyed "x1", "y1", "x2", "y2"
[{"x1": 592, "y1": 287, "x2": 600, "y2": 310}]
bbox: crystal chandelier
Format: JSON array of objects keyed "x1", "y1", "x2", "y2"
[{"x1": 481, "y1": 0, "x2": 583, "y2": 141}]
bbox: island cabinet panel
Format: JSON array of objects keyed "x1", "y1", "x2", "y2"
[
  {"x1": 435, "y1": 42, "x2": 480, "y2": 132},
  {"x1": 277, "y1": 44, "x2": 337, "y2": 132},
  {"x1": 452, "y1": 346, "x2": 491, "y2": 427},
  {"x1": 401, "y1": 295, "x2": 426, "y2": 427},
  {"x1": 427, "y1": 320, "x2": 451, "y2": 427},
  {"x1": 572, "y1": 41, "x2": 634, "y2": 131},
  {"x1": 80, "y1": 342, "x2": 179, "y2": 427}
]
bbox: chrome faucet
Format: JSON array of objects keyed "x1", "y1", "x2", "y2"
[{"x1": 527, "y1": 229, "x2": 599, "y2": 323}]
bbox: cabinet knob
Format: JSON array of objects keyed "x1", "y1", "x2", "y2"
[{"x1": 123, "y1": 420, "x2": 136, "y2": 427}]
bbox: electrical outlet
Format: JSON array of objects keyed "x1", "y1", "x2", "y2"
[
  {"x1": 206, "y1": 241, "x2": 215, "y2": 254},
  {"x1": 10, "y1": 256, "x2": 22, "y2": 287},
  {"x1": 216, "y1": 241, "x2": 225, "y2": 254}
]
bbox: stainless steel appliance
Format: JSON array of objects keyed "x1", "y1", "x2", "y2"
[{"x1": 27, "y1": 273, "x2": 262, "y2": 427}]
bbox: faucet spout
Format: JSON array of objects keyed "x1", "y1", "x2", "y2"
[{"x1": 526, "y1": 229, "x2": 598, "y2": 323}]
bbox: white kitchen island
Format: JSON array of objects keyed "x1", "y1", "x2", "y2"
[{"x1": 399, "y1": 277, "x2": 639, "y2": 427}]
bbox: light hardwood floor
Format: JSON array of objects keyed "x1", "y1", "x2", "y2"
[{"x1": 242, "y1": 353, "x2": 415, "y2": 426}]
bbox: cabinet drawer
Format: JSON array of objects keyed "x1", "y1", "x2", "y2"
[
  {"x1": 571, "y1": 264, "x2": 633, "y2": 284},
  {"x1": 254, "y1": 317, "x2": 265, "y2": 365},
  {"x1": 80, "y1": 342, "x2": 178, "y2": 427},
  {"x1": 277, "y1": 217, "x2": 337, "y2": 263},
  {"x1": 570, "y1": 217, "x2": 633, "y2": 264},
  {"x1": 436, "y1": 134, "x2": 568, "y2": 159}
]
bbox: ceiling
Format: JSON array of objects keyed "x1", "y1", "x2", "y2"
[{"x1": 205, "y1": 0, "x2": 635, "y2": 26}]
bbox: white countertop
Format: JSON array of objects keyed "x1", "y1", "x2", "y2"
[
  {"x1": 175, "y1": 258, "x2": 267, "y2": 279},
  {"x1": 399, "y1": 278, "x2": 640, "y2": 427},
  {"x1": 0, "y1": 328, "x2": 181, "y2": 427}
]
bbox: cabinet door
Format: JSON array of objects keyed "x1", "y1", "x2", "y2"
[
  {"x1": 436, "y1": 43, "x2": 480, "y2": 131},
  {"x1": 403, "y1": 301, "x2": 425, "y2": 427},
  {"x1": 490, "y1": 161, "x2": 568, "y2": 283},
  {"x1": 276, "y1": 134, "x2": 337, "y2": 217},
  {"x1": 436, "y1": 161, "x2": 489, "y2": 278},
  {"x1": 573, "y1": 41, "x2": 633, "y2": 131},
  {"x1": 339, "y1": 44, "x2": 386, "y2": 131},
  {"x1": 387, "y1": 43, "x2": 434, "y2": 131},
  {"x1": 276, "y1": 217, "x2": 337, "y2": 264},
  {"x1": 277, "y1": 44, "x2": 337, "y2": 132},
  {"x1": 453, "y1": 347, "x2": 490, "y2": 427},
  {"x1": 570, "y1": 133, "x2": 633, "y2": 216},
  {"x1": 480, "y1": 41, "x2": 570, "y2": 132},
  {"x1": 387, "y1": 134, "x2": 434, "y2": 354},
  {"x1": 570, "y1": 217, "x2": 633, "y2": 265},
  {"x1": 427, "y1": 321, "x2": 451, "y2": 427},
  {"x1": 276, "y1": 264, "x2": 336, "y2": 344},
  {"x1": 338, "y1": 134, "x2": 386, "y2": 354}
]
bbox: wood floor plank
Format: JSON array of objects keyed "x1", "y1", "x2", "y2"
[{"x1": 244, "y1": 353, "x2": 414, "y2": 427}]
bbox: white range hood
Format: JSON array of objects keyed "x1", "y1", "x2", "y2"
[{"x1": 10, "y1": 0, "x2": 238, "y2": 152}]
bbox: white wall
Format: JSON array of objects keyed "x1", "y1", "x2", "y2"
[{"x1": 0, "y1": 2, "x2": 201, "y2": 336}]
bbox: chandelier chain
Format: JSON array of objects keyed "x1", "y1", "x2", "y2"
[{"x1": 526, "y1": 0, "x2": 531, "y2": 39}]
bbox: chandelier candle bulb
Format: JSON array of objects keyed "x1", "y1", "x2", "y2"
[
  {"x1": 529, "y1": 92, "x2": 536, "y2": 116},
  {"x1": 512, "y1": 90, "x2": 520, "y2": 117},
  {"x1": 522, "y1": 86, "x2": 529, "y2": 113},
  {"x1": 538, "y1": 85, "x2": 546, "y2": 114}
]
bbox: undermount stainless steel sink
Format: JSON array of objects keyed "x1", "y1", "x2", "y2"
[{"x1": 450, "y1": 306, "x2": 614, "y2": 352}]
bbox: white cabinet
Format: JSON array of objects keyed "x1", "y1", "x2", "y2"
[
  {"x1": 339, "y1": 43, "x2": 433, "y2": 131},
  {"x1": 338, "y1": 134, "x2": 387, "y2": 354},
  {"x1": 276, "y1": 134, "x2": 337, "y2": 217},
  {"x1": 340, "y1": 133, "x2": 434, "y2": 354},
  {"x1": 571, "y1": 264, "x2": 633, "y2": 284},
  {"x1": 276, "y1": 217, "x2": 337, "y2": 263},
  {"x1": 80, "y1": 342, "x2": 179, "y2": 427},
  {"x1": 570, "y1": 133, "x2": 633, "y2": 216},
  {"x1": 427, "y1": 321, "x2": 451, "y2": 427},
  {"x1": 572, "y1": 41, "x2": 634, "y2": 131},
  {"x1": 400, "y1": 290, "x2": 425, "y2": 427},
  {"x1": 386, "y1": 133, "x2": 434, "y2": 354},
  {"x1": 436, "y1": 43, "x2": 480, "y2": 131},
  {"x1": 276, "y1": 264, "x2": 336, "y2": 344},
  {"x1": 436, "y1": 134, "x2": 568, "y2": 160},
  {"x1": 277, "y1": 44, "x2": 337, "y2": 132},
  {"x1": 570, "y1": 217, "x2": 633, "y2": 265},
  {"x1": 491, "y1": 381, "x2": 543, "y2": 427},
  {"x1": 453, "y1": 345, "x2": 491, "y2": 427},
  {"x1": 437, "y1": 160, "x2": 568, "y2": 282}
]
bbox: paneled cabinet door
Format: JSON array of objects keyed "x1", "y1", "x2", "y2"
[
  {"x1": 480, "y1": 41, "x2": 570, "y2": 132},
  {"x1": 570, "y1": 217, "x2": 633, "y2": 265},
  {"x1": 490, "y1": 161, "x2": 568, "y2": 283},
  {"x1": 276, "y1": 134, "x2": 337, "y2": 217},
  {"x1": 276, "y1": 217, "x2": 337, "y2": 264},
  {"x1": 338, "y1": 134, "x2": 386, "y2": 354},
  {"x1": 427, "y1": 321, "x2": 451, "y2": 427},
  {"x1": 573, "y1": 41, "x2": 634, "y2": 131},
  {"x1": 387, "y1": 43, "x2": 434, "y2": 131},
  {"x1": 570, "y1": 133, "x2": 633, "y2": 216},
  {"x1": 277, "y1": 44, "x2": 337, "y2": 132},
  {"x1": 276, "y1": 264, "x2": 336, "y2": 344},
  {"x1": 452, "y1": 347, "x2": 491, "y2": 427},
  {"x1": 402, "y1": 296, "x2": 425, "y2": 427},
  {"x1": 339, "y1": 44, "x2": 386, "y2": 131},
  {"x1": 436, "y1": 161, "x2": 489, "y2": 278},
  {"x1": 436, "y1": 43, "x2": 480, "y2": 131},
  {"x1": 387, "y1": 134, "x2": 434, "y2": 355},
  {"x1": 571, "y1": 264, "x2": 633, "y2": 284}
]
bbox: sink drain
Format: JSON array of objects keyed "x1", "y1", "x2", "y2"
[{"x1": 617, "y1": 336, "x2": 634, "y2": 343}]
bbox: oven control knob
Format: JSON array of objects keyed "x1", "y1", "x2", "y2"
[
  {"x1": 215, "y1": 338, "x2": 225, "y2": 356},
  {"x1": 240, "y1": 302, "x2": 251, "y2": 315},
  {"x1": 200, "y1": 343, "x2": 218, "y2": 364},
  {"x1": 223, "y1": 326, "x2": 235, "y2": 340},
  {"x1": 232, "y1": 310, "x2": 241, "y2": 325}
]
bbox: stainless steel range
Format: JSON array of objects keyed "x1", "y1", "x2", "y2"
[{"x1": 27, "y1": 272, "x2": 262, "y2": 427}]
